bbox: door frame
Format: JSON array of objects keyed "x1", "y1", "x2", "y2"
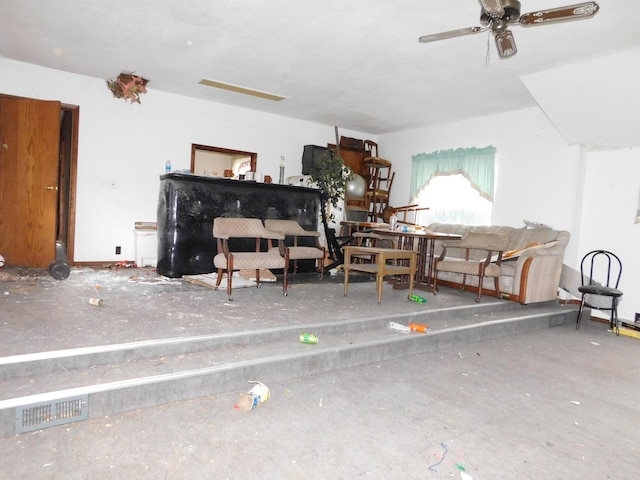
[{"x1": 61, "y1": 103, "x2": 79, "y2": 264}]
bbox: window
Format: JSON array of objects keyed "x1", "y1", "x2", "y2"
[
  {"x1": 416, "y1": 174, "x2": 492, "y2": 225},
  {"x1": 410, "y1": 146, "x2": 496, "y2": 225}
]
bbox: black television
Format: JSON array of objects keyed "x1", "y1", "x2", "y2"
[{"x1": 301, "y1": 145, "x2": 333, "y2": 175}]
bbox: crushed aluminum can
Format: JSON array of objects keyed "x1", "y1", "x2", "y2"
[{"x1": 299, "y1": 333, "x2": 318, "y2": 344}]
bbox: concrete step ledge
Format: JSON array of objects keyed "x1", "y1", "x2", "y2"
[
  {"x1": 0, "y1": 305, "x2": 576, "y2": 437},
  {"x1": 0, "y1": 299, "x2": 549, "y2": 379}
]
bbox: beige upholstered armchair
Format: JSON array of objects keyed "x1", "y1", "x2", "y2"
[
  {"x1": 434, "y1": 232, "x2": 510, "y2": 302},
  {"x1": 212, "y1": 217, "x2": 289, "y2": 300},
  {"x1": 264, "y1": 219, "x2": 326, "y2": 277}
]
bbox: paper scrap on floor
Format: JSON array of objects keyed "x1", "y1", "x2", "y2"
[
  {"x1": 129, "y1": 274, "x2": 177, "y2": 285},
  {"x1": 239, "y1": 269, "x2": 276, "y2": 282},
  {"x1": 183, "y1": 270, "x2": 275, "y2": 290}
]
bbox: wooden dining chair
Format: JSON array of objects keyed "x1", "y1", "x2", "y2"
[
  {"x1": 264, "y1": 219, "x2": 326, "y2": 277},
  {"x1": 212, "y1": 217, "x2": 289, "y2": 300},
  {"x1": 434, "y1": 232, "x2": 510, "y2": 302}
]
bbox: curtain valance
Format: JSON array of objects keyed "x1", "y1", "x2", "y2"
[{"x1": 410, "y1": 146, "x2": 496, "y2": 201}]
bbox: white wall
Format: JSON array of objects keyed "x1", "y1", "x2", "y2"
[
  {"x1": 576, "y1": 148, "x2": 640, "y2": 321},
  {"x1": 380, "y1": 109, "x2": 640, "y2": 322},
  {"x1": 0, "y1": 59, "x2": 372, "y2": 263}
]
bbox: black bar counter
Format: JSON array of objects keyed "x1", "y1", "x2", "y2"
[{"x1": 156, "y1": 173, "x2": 321, "y2": 278}]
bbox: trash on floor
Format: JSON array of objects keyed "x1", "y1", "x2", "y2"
[
  {"x1": 409, "y1": 323, "x2": 429, "y2": 333},
  {"x1": 235, "y1": 380, "x2": 270, "y2": 412},
  {"x1": 114, "y1": 261, "x2": 136, "y2": 268},
  {"x1": 0, "y1": 271, "x2": 20, "y2": 282},
  {"x1": 183, "y1": 270, "x2": 276, "y2": 290},
  {"x1": 299, "y1": 333, "x2": 318, "y2": 344},
  {"x1": 128, "y1": 274, "x2": 177, "y2": 285},
  {"x1": 428, "y1": 442, "x2": 448, "y2": 472},
  {"x1": 183, "y1": 272, "x2": 254, "y2": 289},
  {"x1": 409, "y1": 294, "x2": 427, "y2": 303},
  {"x1": 388, "y1": 322, "x2": 410, "y2": 333},
  {"x1": 239, "y1": 269, "x2": 276, "y2": 282}
]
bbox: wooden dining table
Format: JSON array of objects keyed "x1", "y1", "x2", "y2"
[
  {"x1": 372, "y1": 228, "x2": 462, "y2": 291},
  {"x1": 339, "y1": 220, "x2": 389, "y2": 237}
]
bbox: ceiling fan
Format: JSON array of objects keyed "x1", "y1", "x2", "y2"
[{"x1": 418, "y1": 1, "x2": 599, "y2": 59}]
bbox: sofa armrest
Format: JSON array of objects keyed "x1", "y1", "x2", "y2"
[{"x1": 509, "y1": 231, "x2": 570, "y2": 303}]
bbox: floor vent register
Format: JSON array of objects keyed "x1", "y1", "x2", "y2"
[{"x1": 15, "y1": 395, "x2": 89, "y2": 434}]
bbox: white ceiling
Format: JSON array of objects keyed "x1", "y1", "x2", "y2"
[{"x1": 1, "y1": 0, "x2": 639, "y2": 137}]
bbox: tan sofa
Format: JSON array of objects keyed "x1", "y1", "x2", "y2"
[{"x1": 427, "y1": 222, "x2": 570, "y2": 304}]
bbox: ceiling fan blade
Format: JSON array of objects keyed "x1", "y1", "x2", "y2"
[
  {"x1": 478, "y1": 0, "x2": 504, "y2": 17},
  {"x1": 519, "y1": 1, "x2": 599, "y2": 26},
  {"x1": 494, "y1": 29, "x2": 517, "y2": 58},
  {"x1": 418, "y1": 26, "x2": 484, "y2": 43}
]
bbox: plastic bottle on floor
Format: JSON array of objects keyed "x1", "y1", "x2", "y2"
[
  {"x1": 410, "y1": 294, "x2": 427, "y2": 303},
  {"x1": 409, "y1": 323, "x2": 430, "y2": 333}
]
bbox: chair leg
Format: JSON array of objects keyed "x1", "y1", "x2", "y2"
[
  {"x1": 343, "y1": 266, "x2": 350, "y2": 297},
  {"x1": 576, "y1": 294, "x2": 586, "y2": 329},
  {"x1": 226, "y1": 255, "x2": 234, "y2": 300},
  {"x1": 282, "y1": 251, "x2": 289, "y2": 297},
  {"x1": 612, "y1": 297, "x2": 620, "y2": 336},
  {"x1": 493, "y1": 277, "x2": 502, "y2": 300},
  {"x1": 432, "y1": 267, "x2": 439, "y2": 295},
  {"x1": 475, "y1": 273, "x2": 484, "y2": 303},
  {"x1": 318, "y1": 252, "x2": 325, "y2": 279},
  {"x1": 215, "y1": 269, "x2": 224, "y2": 288},
  {"x1": 282, "y1": 265, "x2": 288, "y2": 297},
  {"x1": 376, "y1": 271, "x2": 383, "y2": 304}
]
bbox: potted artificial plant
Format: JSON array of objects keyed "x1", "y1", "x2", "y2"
[{"x1": 309, "y1": 151, "x2": 353, "y2": 270}]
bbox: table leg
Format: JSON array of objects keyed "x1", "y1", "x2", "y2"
[{"x1": 391, "y1": 236, "x2": 413, "y2": 290}]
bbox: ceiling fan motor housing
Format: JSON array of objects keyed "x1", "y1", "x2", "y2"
[{"x1": 480, "y1": 0, "x2": 521, "y2": 27}]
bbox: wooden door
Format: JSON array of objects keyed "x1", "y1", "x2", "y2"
[{"x1": 0, "y1": 96, "x2": 61, "y2": 267}]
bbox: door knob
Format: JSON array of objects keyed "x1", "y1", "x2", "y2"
[{"x1": 44, "y1": 185, "x2": 58, "y2": 191}]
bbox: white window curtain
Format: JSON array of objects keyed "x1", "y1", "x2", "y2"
[{"x1": 410, "y1": 146, "x2": 496, "y2": 202}]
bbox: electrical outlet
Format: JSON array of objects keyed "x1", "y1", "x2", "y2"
[{"x1": 115, "y1": 246, "x2": 121, "y2": 255}]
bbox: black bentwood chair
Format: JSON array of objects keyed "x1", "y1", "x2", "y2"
[{"x1": 576, "y1": 250, "x2": 623, "y2": 335}]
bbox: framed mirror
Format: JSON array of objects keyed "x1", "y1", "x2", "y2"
[{"x1": 191, "y1": 144, "x2": 257, "y2": 177}]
